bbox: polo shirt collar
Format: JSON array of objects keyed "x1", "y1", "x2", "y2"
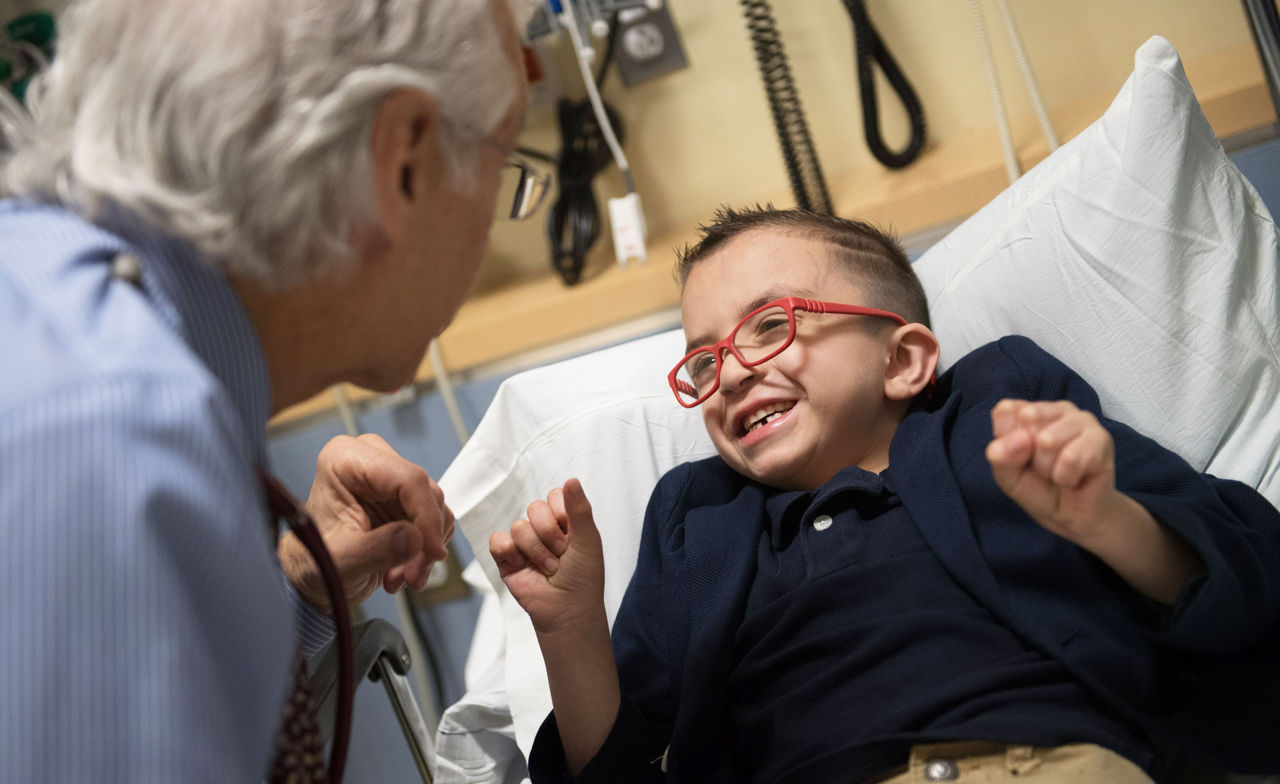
[{"x1": 761, "y1": 465, "x2": 894, "y2": 549}]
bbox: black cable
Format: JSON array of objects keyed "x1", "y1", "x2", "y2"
[
  {"x1": 546, "y1": 14, "x2": 625, "y2": 292},
  {"x1": 541, "y1": 15, "x2": 623, "y2": 287},
  {"x1": 596, "y1": 13, "x2": 620, "y2": 88},
  {"x1": 546, "y1": 98, "x2": 621, "y2": 285},
  {"x1": 843, "y1": 0, "x2": 927, "y2": 169},
  {"x1": 740, "y1": 0, "x2": 833, "y2": 215}
]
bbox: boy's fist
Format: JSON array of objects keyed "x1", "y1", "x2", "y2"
[
  {"x1": 986, "y1": 399, "x2": 1122, "y2": 545},
  {"x1": 489, "y1": 478, "x2": 606, "y2": 635}
]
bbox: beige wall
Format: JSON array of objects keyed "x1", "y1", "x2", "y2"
[{"x1": 477, "y1": 0, "x2": 1263, "y2": 293}]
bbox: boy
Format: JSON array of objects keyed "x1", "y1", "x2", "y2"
[{"x1": 489, "y1": 207, "x2": 1280, "y2": 783}]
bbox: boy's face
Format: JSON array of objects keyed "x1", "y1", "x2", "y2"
[{"x1": 681, "y1": 229, "x2": 906, "y2": 490}]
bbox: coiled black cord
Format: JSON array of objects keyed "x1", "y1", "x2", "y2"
[
  {"x1": 843, "y1": 0, "x2": 927, "y2": 169},
  {"x1": 546, "y1": 17, "x2": 624, "y2": 286},
  {"x1": 740, "y1": 0, "x2": 833, "y2": 215}
]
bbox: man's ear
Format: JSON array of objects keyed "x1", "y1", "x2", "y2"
[
  {"x1": 368, "y1": 88, "x2": 438, "y2": 247},
  {"x1": 884, "y1": 323, "x2": 940, "y2": 401}
]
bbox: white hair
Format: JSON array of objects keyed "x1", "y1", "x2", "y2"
[{"x1": 2, "y1": 0, "x2": 531, "y2": 287}]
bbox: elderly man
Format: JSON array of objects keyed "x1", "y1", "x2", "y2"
[{"x1": 0, "y1": 0, "x2": 539, "y2": 780}]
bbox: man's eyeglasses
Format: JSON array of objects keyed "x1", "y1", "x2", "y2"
[
  {"x1": 444, "y1": 112, "x2": 553, "y2": 221},
  {"x1": 668, "y1": 296, "x2": 908, "y2": 408},
  {"x1": 496, "y1": 152, "x2": 551, "y2": 220}
]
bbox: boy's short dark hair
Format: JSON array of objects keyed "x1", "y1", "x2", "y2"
[{"x1": 676, "y1": 205, "x2": 931, "y2": 329}]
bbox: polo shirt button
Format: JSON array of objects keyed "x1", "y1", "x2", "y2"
[
  {"x1": 813, "y1": 514, "x2": 833, "y2": 531},
  {"x1": 924, "y1": 758, "x2": 958, "y2": 781}
]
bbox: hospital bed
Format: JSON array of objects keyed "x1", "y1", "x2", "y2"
[{"x1": 431, "y1": 37, "x2": 1280, "y2": 783}]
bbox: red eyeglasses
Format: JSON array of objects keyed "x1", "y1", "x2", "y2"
[{"x1": 667, "y1": 297, "x2": 908, "y2": 408}]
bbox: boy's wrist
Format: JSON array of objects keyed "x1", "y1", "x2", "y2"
[
  {"x1": 533, "y1": 601, "x2": 611, "y2": 644},
  {"x1": 1068, "y1": 492, "x2": 1205, "y2": 605},
  {"x1": 1064, "y1": 490, "x2": 1158, "y2": 555}
]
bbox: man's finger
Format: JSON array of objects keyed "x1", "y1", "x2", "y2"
[{"x1": 332, "y1": 520, "x2": 421, "y2": 580}]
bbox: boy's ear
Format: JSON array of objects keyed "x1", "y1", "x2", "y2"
[
  {"x1": 367, "y1": 88, "x2": 438, "y2": 248},
  {"x1": 884, "y1": 323, "x2": 940, "y2": 401}
]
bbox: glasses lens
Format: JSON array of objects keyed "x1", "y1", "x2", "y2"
[
  {"x1": 497, "y1": 158, "x2": 550, "y2": 220},
  {"x1": 674, "y1": 350, "x2": 718, "y2": 405},
  {"x1": 733, "y1": 305, "x2": 793, "y2": 363}
]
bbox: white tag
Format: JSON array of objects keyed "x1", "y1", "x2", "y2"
[{"x1": 608, "y1": 192, "x2": 648, "y2": 266}]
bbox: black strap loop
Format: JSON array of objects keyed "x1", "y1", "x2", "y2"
[{"x1": 844, "y1": 0, "x2": 928, "y2": 169}]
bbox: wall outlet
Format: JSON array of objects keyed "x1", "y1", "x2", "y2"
[{"x1": 612, "y1": 5, "x2": 688, "y2": 87}]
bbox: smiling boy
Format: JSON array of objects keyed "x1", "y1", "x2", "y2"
[{"x1": 490, "y1": 207, "x2": 1280, "y2": 784}]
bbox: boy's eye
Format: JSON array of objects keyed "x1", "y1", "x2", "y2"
[
  {"x1": 687, "y1": 353, "x2": 717, "y2": 385},
  {"x1": 755, "y1": 316, "x2": 790, "y2": 336},
  {"x1": 739, "y1": 307, "x2": 792, "y2": 347}
]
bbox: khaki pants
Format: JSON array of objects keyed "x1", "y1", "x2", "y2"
[{"x1": 874, "y1": 741, "x2": 1154, "y2": 784}]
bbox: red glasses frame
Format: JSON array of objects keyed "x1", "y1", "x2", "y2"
[{"x1": 667, "y1": 296, "x2": 908, "y2": 408}]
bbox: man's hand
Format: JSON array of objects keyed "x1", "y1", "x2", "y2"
[
  {"x1": 489, "y1": 478, "x2": 606, "y2": 636},
  {"x1": 279, "y1": 433, "x2": 454, "y2": 614},
  {"x1": 985, "y1": 399, "x2": 1120, "y2": 544}
]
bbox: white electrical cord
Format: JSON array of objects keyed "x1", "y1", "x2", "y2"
[
  {"x1": 332, "y1": 385, "x2": 361, "y2": 441},
  {"x1": 993, "y1": 0, "x2": 1059, "y2": 152},
  {"x1": 556, "y1": 0, "x2": 636, "y2": 193},
  {"x1": 969, "y1": 0, "x2": 1021, "y2": 184},
  {"x1": 428, "y1": 339, "x2": 470, "y2": 448}
]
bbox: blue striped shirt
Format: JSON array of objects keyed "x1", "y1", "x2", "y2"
[{"x1": 0, "y1": 201, "x2": 330, "y2": 782}]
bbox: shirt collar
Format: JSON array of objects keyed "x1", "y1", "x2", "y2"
[
  {"x1": 108, "y1": 213, "x2": 272, "y2": 460},
  {"x1": 762, "y1": 465, "x2": 896, "y2": 549}
]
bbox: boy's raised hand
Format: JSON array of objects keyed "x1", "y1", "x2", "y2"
[
  {"x1": 985, "y1": 399, "x2": 1121, "y2": 545},
  {"x1": 986, "y1": 398, "x2": 1204, "y2": 605},
  {"x1": 489, "y1": 478, "x2": 606, "y2": 635}
]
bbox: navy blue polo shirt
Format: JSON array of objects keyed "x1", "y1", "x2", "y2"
[{"x1": 730, "y1": 465, "x2": 1152, "y2": 783}]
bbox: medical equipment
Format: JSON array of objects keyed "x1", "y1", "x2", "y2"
[
  {"x1": 526, "y1": 1, "x2": 668, "y2": 282},
  {"x1": 260, "y1": 472, "x2": 356, "y2": 784},
  {"x1": 740, "y1": 0, "x2": 832, "y2": 214},
  {"x1": 844, "y1": 0, "x2": 927, "y2": 169},
  {"x1": 738, "y1": 0, "x2": 929, "y2": 213},
  {"x1": 548, "y1": 94, "x2": 623, "y2": 284},
  {"x1": 551, "y1": 0, "x2": 648, "y2": 270},
  {"x1": 433, "y1": 35, "x2": 1280, "y2": 783}
]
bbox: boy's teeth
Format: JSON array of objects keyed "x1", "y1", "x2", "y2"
[
  {"x1": 743, "y1": 402, "x2": 793, "y2": 433},
  {"x1": 749, "y1": 412, "x2": 782, "y2": 432}
]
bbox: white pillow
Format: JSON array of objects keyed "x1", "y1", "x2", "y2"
[
  {"x1": 914, "y1": 35, "x2": 1280, "y2": 504},
  {"x1": 436, "y1": 34, "x2": 1280, "y2": 776}
]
